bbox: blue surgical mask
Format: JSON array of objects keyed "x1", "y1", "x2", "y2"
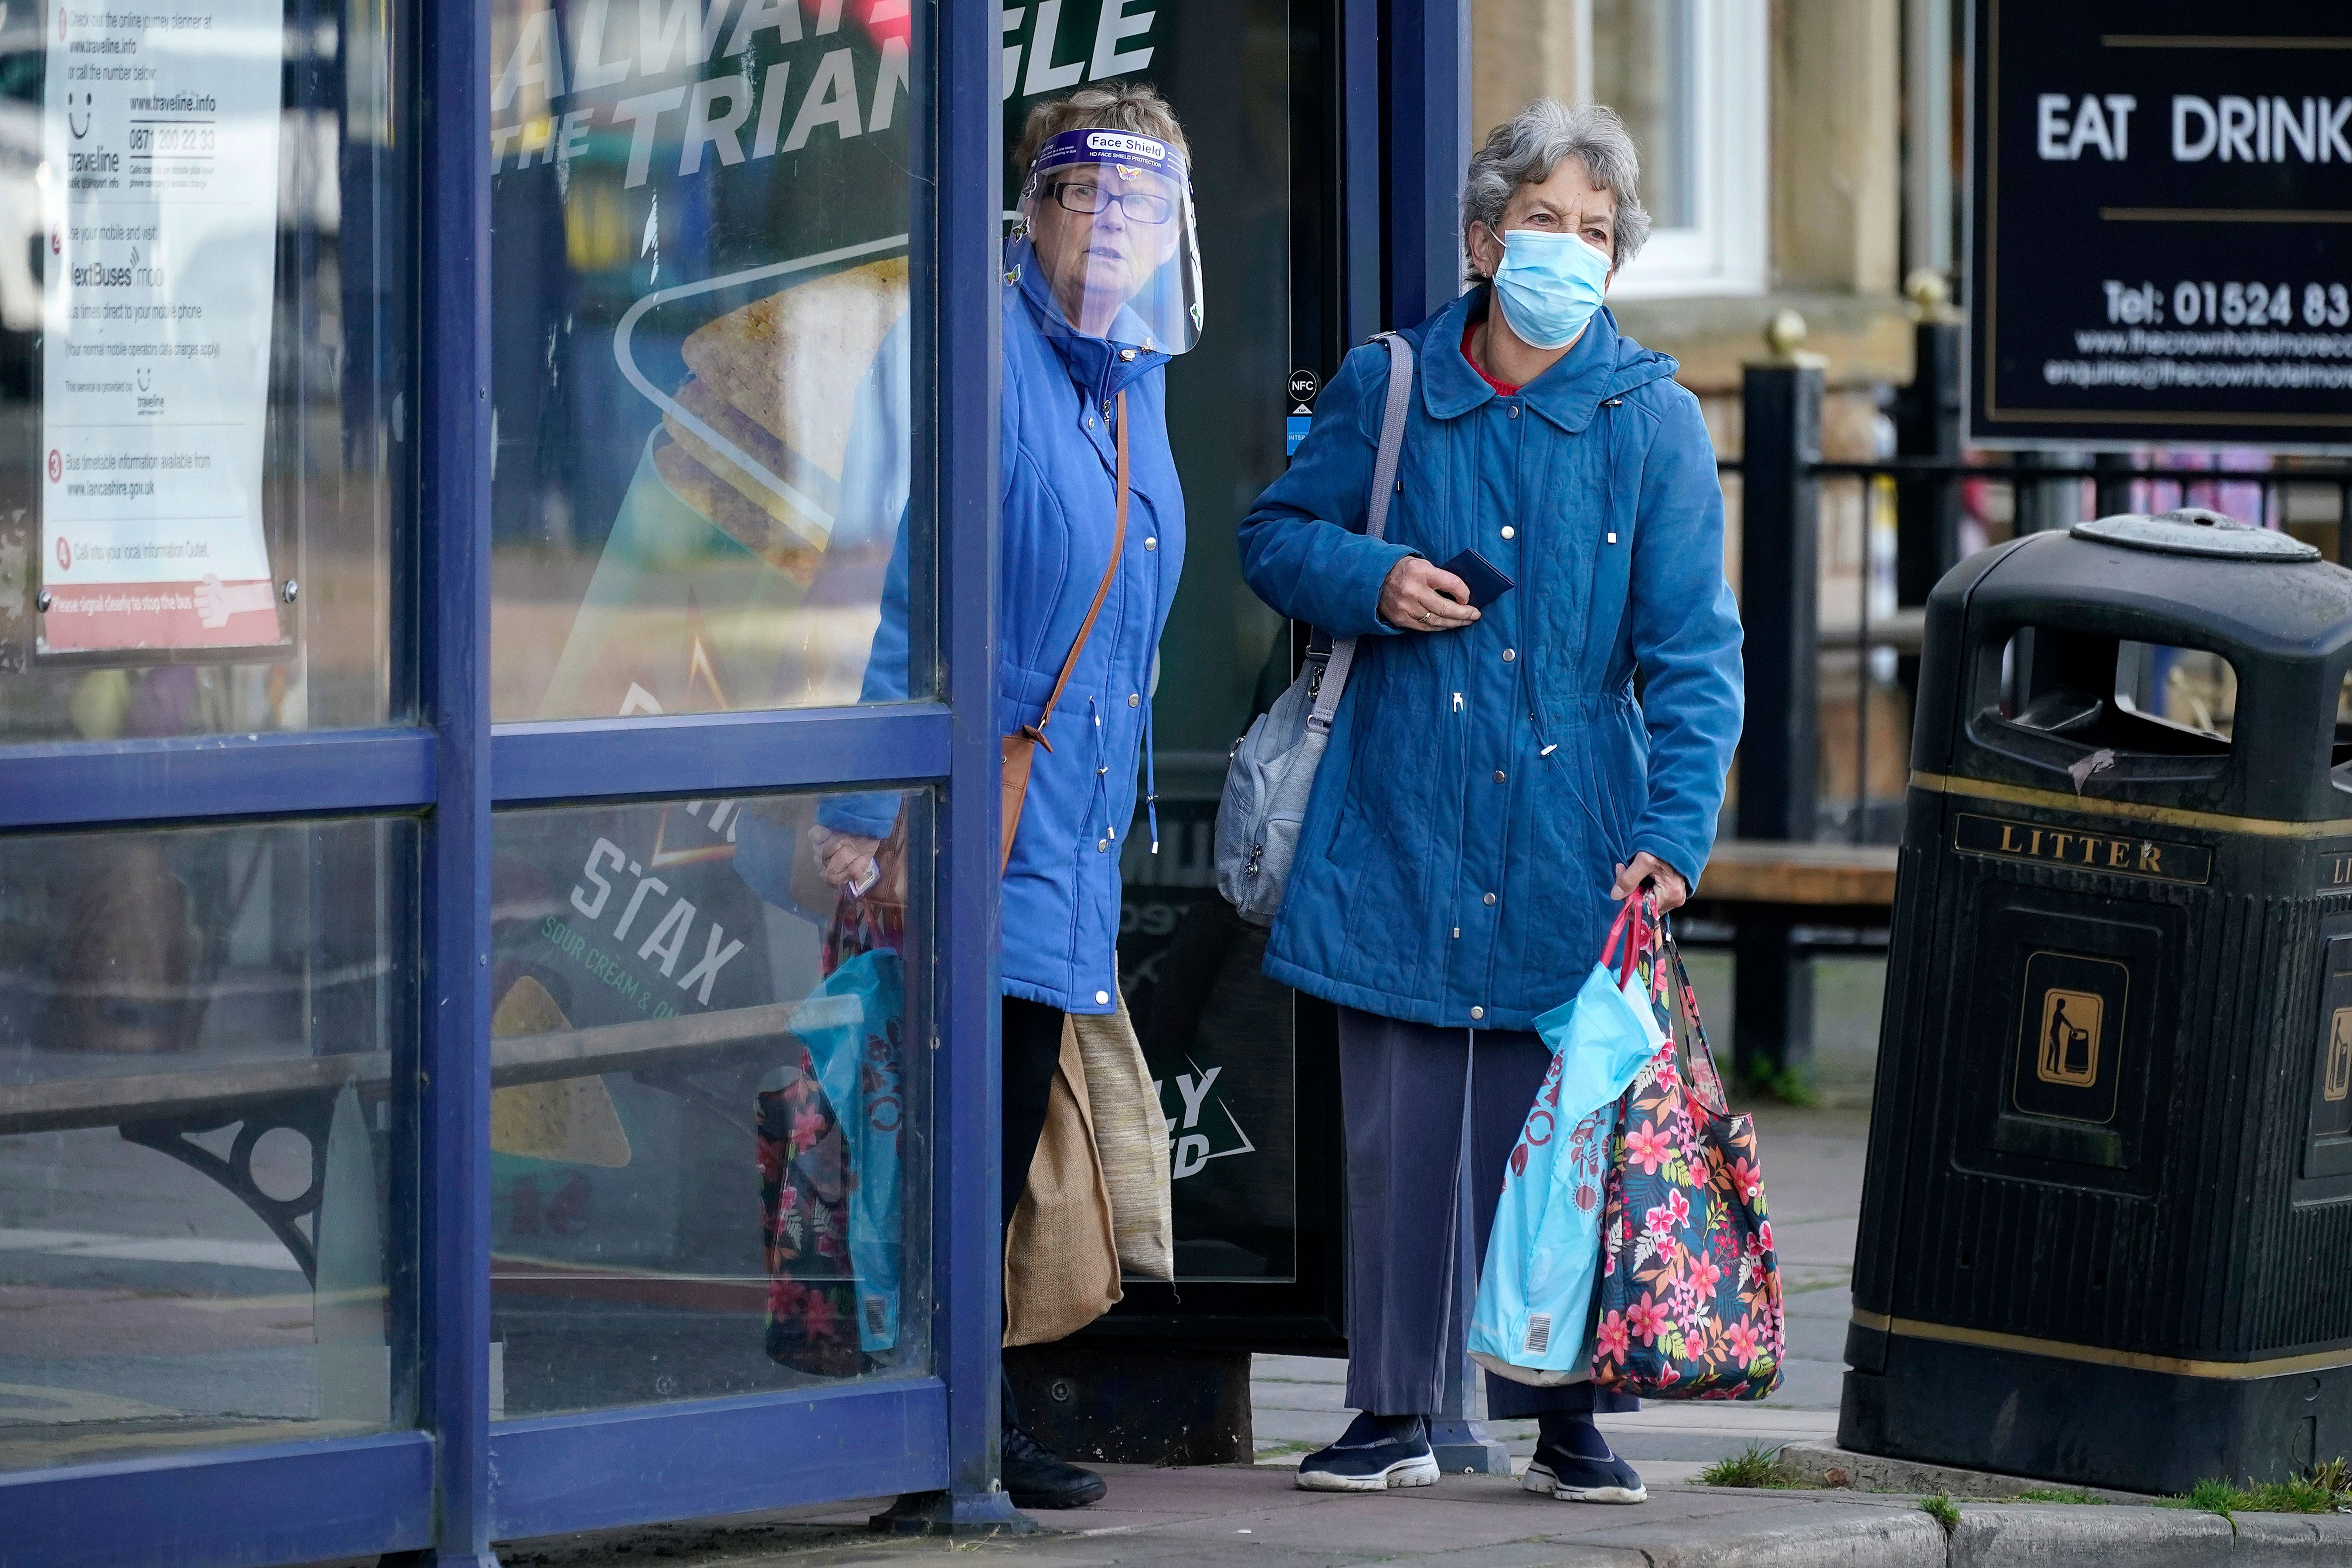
[{"x1": 1489, "y1": 229, "x2": 1611, "y2": 351}]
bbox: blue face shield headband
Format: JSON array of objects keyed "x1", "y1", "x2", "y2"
[
  {"x1": 1017, "y1": 127, "x2": 1204, "y2": 353},
  {"x1": 1489, "y1": 229, "x2": 1612, "y2": 352}
]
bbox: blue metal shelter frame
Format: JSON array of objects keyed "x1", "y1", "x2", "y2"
[{"x1": 0, "y1": 0, "x2": 1472, "y2": 1558}]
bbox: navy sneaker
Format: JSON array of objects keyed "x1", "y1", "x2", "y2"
[
  {"x1": 1296, "y1": 1413, "x2": 1440, "y2": 1493},
  {"x1": 1523, "y1": 1417, "x2": 1646, "y2": 1504},
  {"x1": 1001, "y1": 1422, "x2": 1106, "y2": 1509}
]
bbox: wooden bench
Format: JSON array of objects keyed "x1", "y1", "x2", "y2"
[
  {"x1": 1674, "y1": 838, "x2": 1901, "y2": 1076},
  {"x1": 1682, "y1": 838, "x2": 1901, "y2": 929}
]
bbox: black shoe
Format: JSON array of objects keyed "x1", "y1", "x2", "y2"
[
  {"x1": 1295, "y1": 1413, "x2": 1440, "y2": 1493},
  {"x1": 1001, "y1": 1422, "x2": 1106, "y2": 1510},
  {"x1": 1523, "y1": 1418, "x2": 1646, "y2": 1504}
]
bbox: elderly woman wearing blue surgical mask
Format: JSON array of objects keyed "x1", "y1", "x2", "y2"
[{"x1": 1235, "y1": 100, "x2": 1743, "y2": 1504}]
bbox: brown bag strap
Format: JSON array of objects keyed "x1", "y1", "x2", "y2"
[{"x1": 1025, "y1": 390, "x2": 1130, "y2": 751}]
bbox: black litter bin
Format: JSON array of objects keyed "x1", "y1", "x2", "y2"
[{"x1": 1843, "y1": 508, "x2": 2352, "y2": 1495}]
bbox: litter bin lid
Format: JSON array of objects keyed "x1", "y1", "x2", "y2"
[{"x1": 2070, "y1": 507, "x2": 2320, "y2": 562}]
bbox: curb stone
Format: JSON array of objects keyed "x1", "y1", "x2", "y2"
[
  {"x1": 1946, "y1": 1502, "x2": 2352, "y2": 1567},
  {"x1": 1567, "y1": 1503, "x2": 1948, "y2": 1567},
  {"x1": 2226, "y1": 1510, "x2": 2352, "y2": 1565},
  {"x1": 1948, "y1": 1504, "x2": 2232, "y2": 1567},
  {"x1": 1778, "y1": 1442, "x2": 2148, "y2": 1503}
]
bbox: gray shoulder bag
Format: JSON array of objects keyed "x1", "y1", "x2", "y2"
[{"x1": 1214, "y1": 332, "x2": 1414, "y2": 926}]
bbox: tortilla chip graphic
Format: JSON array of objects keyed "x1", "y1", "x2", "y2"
[
  {"x1": 489, "y1": 974, "x2": 633, "y2": 1169},
  {"x1": 665, "y1": 255, "x2": 909, "y2": 555}
]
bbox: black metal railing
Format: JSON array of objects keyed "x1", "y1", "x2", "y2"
[
  {"x1": 1714, "y1": 320, "x2": 2352, "y2": 1080},
  {"x1": 1729, "y1": 456, "x2": 2352, "y2": 849}
]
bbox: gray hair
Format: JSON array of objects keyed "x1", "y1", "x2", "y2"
[{"x1": 1461, "y1": 99, "x2": 1651, "y2": 279}]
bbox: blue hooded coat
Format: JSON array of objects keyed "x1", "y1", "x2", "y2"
[
  {"x1": 1236, "y1": 291, "x2": 1741, "y2": 1030},
  {"x1": 764, "y1": 258, "x2": 1184, "y2": 1017}
]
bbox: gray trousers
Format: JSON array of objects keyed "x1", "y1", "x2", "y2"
[{"x1": 1338, "y1": 1005, "x2": 1636, "y2": 1420}]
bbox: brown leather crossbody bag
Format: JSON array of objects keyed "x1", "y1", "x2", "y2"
[{"x1": 1000, "y1": 390, "x2": 1130, "y2": 872}]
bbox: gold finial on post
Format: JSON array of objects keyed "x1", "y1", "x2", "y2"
[
  {"x1": 1759, "y1": 308, "x2": 1826, "y2": 369},
  {"x1": 1906, "y1": 266, "x2": 1961, "y2": 324}
]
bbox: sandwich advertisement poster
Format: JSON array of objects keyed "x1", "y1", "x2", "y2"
[{"x1": 39, "y1": 0, "x2": 286, "y2": 652}]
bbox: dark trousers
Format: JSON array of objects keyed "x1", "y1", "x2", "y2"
[
  {"x1": 1338, "y1": 1005, "x2": 1634, "y2": 1421},
  {"x1": 1002, "y1": 997, "x2": 1065, "y2": 1229},
  {"x1": 1000, "y1": 998, "x2": 1067, "y2": 1436}
]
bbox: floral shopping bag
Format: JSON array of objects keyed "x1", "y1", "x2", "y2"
[{"x1": 1589, "y1": 929, "x2": 1784, "y2": 1400}]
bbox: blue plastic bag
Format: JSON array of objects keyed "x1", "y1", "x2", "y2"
[
  {"x1": 1468, "y1": 906, "x2": 1667, "y2": 1385},
  {"x1": 788, "y1": 950, "x2": 906, "y2": 1353}
]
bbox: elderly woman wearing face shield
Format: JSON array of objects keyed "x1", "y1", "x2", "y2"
[
  {"x1": 1236, "y1": 100, "x2": 1743, "y2": 1503},
  {"x1": 777, "y1": 83, "x2": 1199, "y2": 1512}
]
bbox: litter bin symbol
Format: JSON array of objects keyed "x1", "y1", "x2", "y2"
[
  {"x1": 2038, "y1": 989, "x2": 2099, "y2": 1087},
  {"x1": 2010, "y1": 952, "x2": 2125, "y2": 1122},
  {"x1": 2326, "y1": 1009, "x2": 2352, "y2": 1105}
]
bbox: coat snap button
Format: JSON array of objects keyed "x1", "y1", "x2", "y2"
[
  {"x1": 1494, "y1": 770, "x2": 1506, "y2": 783},
  {"x1": 1501, "y1": 526, "x2": 1516, "y2": 540},
  {"x1": 1471, "y1": 1007, "x2": 1486, "y2": 1020},
  {"x1": 1506, "y1": 405, "x2": 1520, "y2": 419},
  {"x1": 1502, "y1": 648, "x2": 1516, "y2": 662},
  {"x1": 1145, "y1": 537, "x2": 1157, "y2": 551},
  {"x1": 1096, "y1": 990, "x2": 1111, "y2": 1005},
  {"x1": 1128, "y1": 693, "x2": 1140, "y2": 706},
  {"x1": 1098, "y1": 838, "x2": 1110, "y2": 851},
  {"x1": 1483, "y1": 892, "x2": 1497, "y2": 906}
]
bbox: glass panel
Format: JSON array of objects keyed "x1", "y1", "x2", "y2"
[
  {"x1": 1591, "y1": 0, "x2": 1696, "y2": 229},
  {"x1": 489, "y1": 788, "x2": 929, "y2": 1415},
  {"x1": 0, "y1": 816, "x2": 418, "y2": 1471},
  {"x1": 0, "y1": 0, "x2": 410, "y2": 741},
  {"x1": 488, "y1": 0, "x2": 921, "y2": 723}
]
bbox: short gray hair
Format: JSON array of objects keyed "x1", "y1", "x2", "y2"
[{"x1": 1461, "y1": 99, "x2": 1651, "y2": 279}]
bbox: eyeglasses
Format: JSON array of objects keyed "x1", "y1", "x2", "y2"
[{"x1": 1047, "y1": 180, "x2": 1174, "y2": 224}]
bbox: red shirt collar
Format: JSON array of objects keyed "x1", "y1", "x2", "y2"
[{"x1": 1461, "y1": 320, "x2": 1521, "y2": 397}]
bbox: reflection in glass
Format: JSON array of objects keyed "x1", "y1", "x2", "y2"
[
  {"x1": 0, "y1": 0, "x2": 409, "y2": 741},
  {"x1": 0, "y1": 817, "x2": 418, "y2": 1471},
  {"x1": 489, "y1": 790, "x2": 928, "y2": 1416},
  {"x1": 488, "y1": 0, "x2": 918, "y2": 722},
  {"x1": 1591, "y1": 0, "x2": 1695, "y2": 229}
]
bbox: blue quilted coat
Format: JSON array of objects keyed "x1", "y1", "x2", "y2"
[{"x1": 1236, "y1": 290, "x2": 1741, "y2": 1030}]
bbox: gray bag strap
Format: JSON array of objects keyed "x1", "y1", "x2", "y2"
[{"x1": 1309, "y1": 332, "x2": 1415, "y2": 733}]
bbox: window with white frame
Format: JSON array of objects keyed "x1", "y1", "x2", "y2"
[{"x1": 1578, "y1": 0, "x2": 1768, "y2": 298}]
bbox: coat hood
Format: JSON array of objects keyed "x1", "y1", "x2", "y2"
[{"x1": 1414, "y1": 288, "x2": 1679, "y2": 434}]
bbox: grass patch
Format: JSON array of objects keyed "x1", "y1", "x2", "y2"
[
  {"x1": 2158, "y1": 1459, "x2": 2352, "y2": 1517},
  {"x1": 1732, "y1": 1061, "x2": 1818, "y2": 1107},
  {"x1": 2014, "y1": 1487, "x2": 2107, "y2": 1504},
  {"x1": 1696, "y1": 1442, "x2": 1803, "y2": 1489},
  {"x1": 1920, "y1": 1493, "x2": 1960, "y2": 1534}
]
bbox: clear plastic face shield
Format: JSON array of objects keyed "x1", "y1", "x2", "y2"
[{"x1": 1014, "y1": 128, "x2": 1203, "y2": 355}]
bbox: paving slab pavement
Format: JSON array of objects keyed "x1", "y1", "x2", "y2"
[{"x1": 495, "y1": 1466, "x2": 2352, "y2": 1568}]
